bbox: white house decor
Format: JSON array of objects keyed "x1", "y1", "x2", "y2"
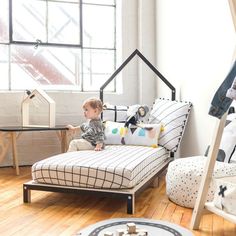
[{"x1": 22, "y1": 89, "x2": 55, "y2": 127}]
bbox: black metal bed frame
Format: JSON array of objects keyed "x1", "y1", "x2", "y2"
[
  {"x1": 23, "y1": 158, "x2": 171, "y2": 214},
  {"x1": 100, "y1": 48, "x2": 176, "y2": 159},
  {"x1": 100, "y1": 49, "x2": 176, "y2": 102},
  {"x1": 23, "y1": 49, "x2": 176, "y2": 214}
]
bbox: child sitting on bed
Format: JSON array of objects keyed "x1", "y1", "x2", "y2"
[{"x1": 66, "y1": 97, "x2": 105, "y2": 152}]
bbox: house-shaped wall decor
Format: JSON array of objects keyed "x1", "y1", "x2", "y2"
[{"x1": 22, "y1": 89, "x2": 56, "y2": 127}]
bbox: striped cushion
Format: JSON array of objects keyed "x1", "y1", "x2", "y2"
[{"x1": 148, "y1": 98, "x2": 192, "y2": 152}]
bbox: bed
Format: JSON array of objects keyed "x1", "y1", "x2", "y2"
[
  {"x1": 24, "y1": 145, "x2": 170, "y2": 214},
  {"x1": 23, "y1": 49, "x2": 192, "y2": 214}
]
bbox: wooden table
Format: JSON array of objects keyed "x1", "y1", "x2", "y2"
[{"x1": 0, "y1": 126, "x2": 68, "y2": 175}]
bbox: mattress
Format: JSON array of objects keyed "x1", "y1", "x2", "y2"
[{"x1": 32, "y1": 145, "x2": 169, "y2": 189}]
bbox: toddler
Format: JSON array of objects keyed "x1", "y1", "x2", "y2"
[{"x1": 67, "y1": 97, "x2": 105, "y2": 151}]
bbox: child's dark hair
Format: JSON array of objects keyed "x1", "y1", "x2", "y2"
[{"x1": 83, "y1": 97, "x2": 103, "y2": 112}]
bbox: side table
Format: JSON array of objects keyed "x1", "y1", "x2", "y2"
[{"x1": 0, "y1": 126, "x2": 68, "y2": 175}]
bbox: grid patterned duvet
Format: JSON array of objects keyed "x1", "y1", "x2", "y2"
[{"x1": 32, "y1": 145, "x2": 169, "y2": 189}]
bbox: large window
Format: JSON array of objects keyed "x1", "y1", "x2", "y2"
[{"x1": 0, "y1": 0, "x2": 116, "y2": 91}]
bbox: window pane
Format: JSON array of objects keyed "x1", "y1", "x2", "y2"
[
  {"x1": 11, "y1": 0, "x2": 81, "y2": 46},
  {"x1": 83, "y1": 0, "x2": 115, "y2": 5},
  {"x1": 83, "y1": 4, "x2": 115, "y2": 48},
  {"x1": 10, "y1": 45, "x2": 81, "y2": 90},
  {"x1": 12, "y1": 0, "x2": 47, "y2": 42},
  {"x1": 0, "y1": 45, "x2": 9, "y2": 89},
  {"x1": 0, "y1": 0, "x2": 9, "y2": 43},
  {"x1": 8, "y1": 0, "x2": 116, "y2": 92},
  {"x1": 48, "y1": 2, "x2": 81, "y2": 45},
  {"x1": 83, "y1": 49, "x2": 115, "y2": 91}
]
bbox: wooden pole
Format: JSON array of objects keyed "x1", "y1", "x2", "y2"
[{"x1": 190, "y1": 113, "x2": 227, "y2": 229}]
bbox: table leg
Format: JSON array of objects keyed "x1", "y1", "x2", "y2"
[
  {"x1": 60, "y1": 130, "x2": 68, "y2": 153},
  {"x1": 0, "y1": 132, "x2": 10, "y2": 163},
  {"x1": 11, "y1": 132, "x2": 19, "y2": 175}
]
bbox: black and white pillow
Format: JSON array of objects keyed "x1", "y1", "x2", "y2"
[
  {"x1": 230, "y1": 150, "x2": 236, "y2": 163},
  {"x1": 148, "y1": 98, "x2": 192, "y2": 152},
  {"x1": 206, "y1": 114, "x2": 236, "y2": 163},
  {"x1": 104, "y1": 121, "x2": 162, "y2": 147},
  {"x1": 221, "y1": 119, "x2": 236, "y2": 163},
  {"x1": 102, "y1": 104, "x2": 128, "y2": 122}
]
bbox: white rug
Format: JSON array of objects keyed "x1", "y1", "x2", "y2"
[{"x1": 77, "y1": 218, "x2": 193, "y2": 236}]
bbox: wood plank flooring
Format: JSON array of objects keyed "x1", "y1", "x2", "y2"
[{"x1": 0, "y1": 166, "x2": 235, "y2": 236}]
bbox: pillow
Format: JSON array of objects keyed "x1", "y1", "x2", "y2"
[
  {"x1": 230, "y1": 148, "x2": 236, "y2": 163},
  {"x1": 206, "y1": 118, "x2": 236, "y2": 163},
  {"x1": 148, "y1": 98, "x2": 192, "y2": 152},
  {"x1": 102, "y1": 104, "x2": 128, "y2": 122},
  {"x1": 104, "y1": 121, "x2": 126, "y2": 145},
  {"x1": 104, "y1": 121, "x2": 162, "y2": 148}
]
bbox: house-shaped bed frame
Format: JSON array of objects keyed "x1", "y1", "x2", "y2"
[{"x1": 23, "y1": 49, "x2": 176, "y2": 214}]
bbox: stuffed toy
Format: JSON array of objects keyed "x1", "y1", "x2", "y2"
[
  {"x1": 124, "y1": 105, "x2": 149, "y2": 127},
  {"x1": 121, "y1": 105, "x2": 150, "y2": 144}
]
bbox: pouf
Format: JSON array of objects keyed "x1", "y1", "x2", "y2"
[{"x1": 166, "y1": 156, "x2": 236, "y2": 208}]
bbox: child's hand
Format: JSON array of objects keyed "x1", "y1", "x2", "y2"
[
  {"x1": 94, "y1": 143, "x2": 103, "y2": 151},
  {"x1": 66, "y1": 125, "x2": 80, "y2": 134},
  {"x1": 66, "y1": 124, "x2": 75, "y2": 130}
]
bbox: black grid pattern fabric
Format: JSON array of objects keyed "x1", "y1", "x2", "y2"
[
  {"x1": 32, "y1": 145, "x2": 169, "y2": 189},
  {"x1": 149, "y1": 98, "x2": 192, "y2": 152},
  {"x1": 102, "y1": 104, "x2": 128, "y2": 122}
]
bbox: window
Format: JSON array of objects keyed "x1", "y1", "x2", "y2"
[
  {"x1": 0, "y1": 0, "x2": 116, "y2": 91},
  {"x1": 10, "y1": 0, "x2": 82, "y2": 47}
]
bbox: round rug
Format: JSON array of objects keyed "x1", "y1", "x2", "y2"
[{"x1": 77, "y1": 218, "x2": 193, "y2": 236}]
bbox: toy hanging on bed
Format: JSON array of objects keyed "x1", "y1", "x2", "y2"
[
  {"x1": 125, "y1": 105, "x2": 149, "y2": 126},
  {"x1": 121, "y1": 105, "x2": 151, "y2": 145}
]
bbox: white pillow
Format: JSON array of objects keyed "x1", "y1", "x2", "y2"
[
  {"x1": 206, "y1": 116, "x2": 236, "y2": 163},
  {"x1": 220, "y1": 119, "x2": 236, "y2": 163},
  {"x1": 104, "y1": 121, "x2": 162, "y2": 147},
  {"x1": 104, "y1": 121, "x2": 125, "y2": 145},
  {"x1": 230, "y1": 150, "x2": 236, "y2": 163},
  {"x1": 148, "y1": 98, "x2": 192, "y2": 152}
]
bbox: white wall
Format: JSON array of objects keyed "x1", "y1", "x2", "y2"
[
  {"x1": 138, "y1": 0, "x2": 157, "y2": 104},
  {"x1": 0, "y1": 0, "x2": 235, "y2": 167},
  {"x1": 156, "y1": 0, "x2": 236, "y2": 157}
]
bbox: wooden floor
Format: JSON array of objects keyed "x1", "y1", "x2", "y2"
[{"x1": 0, "y1": 167, "x2": 235, "y2": 236}]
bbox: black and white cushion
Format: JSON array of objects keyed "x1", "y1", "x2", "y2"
[
  {"x1": 104, "y1": 121, "x2": 162, "y2": 147},
  {"x1": 148, "y1": 98, "x2": 192, "y2": 152},
  {"x1": 102, "y1": 104, "x2": 128, "y2": 122},
  {"x1": 221, "y1": 114, "x2": 236, "y2": 163},
  {"x1": 230, "y1": 148, "x2": 236, "y2": 163},
  {"x1": 205, "y1": 113, "x2": 236, "y2": 163},
  {"x1": 32, "y1": 145, "x2": 169, "y2": 189}
]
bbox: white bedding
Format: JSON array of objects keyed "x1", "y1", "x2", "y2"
[{"x1": 32, "y1": 145, "x2": 169, "y2": 189}]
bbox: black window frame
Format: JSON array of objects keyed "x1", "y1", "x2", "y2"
[
  {"x1": 4, "y1": 0, "x2": 117, "y2": 92},
  {"x1": 9, "y1": 0, "x2": 83, "y2": 48}
]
